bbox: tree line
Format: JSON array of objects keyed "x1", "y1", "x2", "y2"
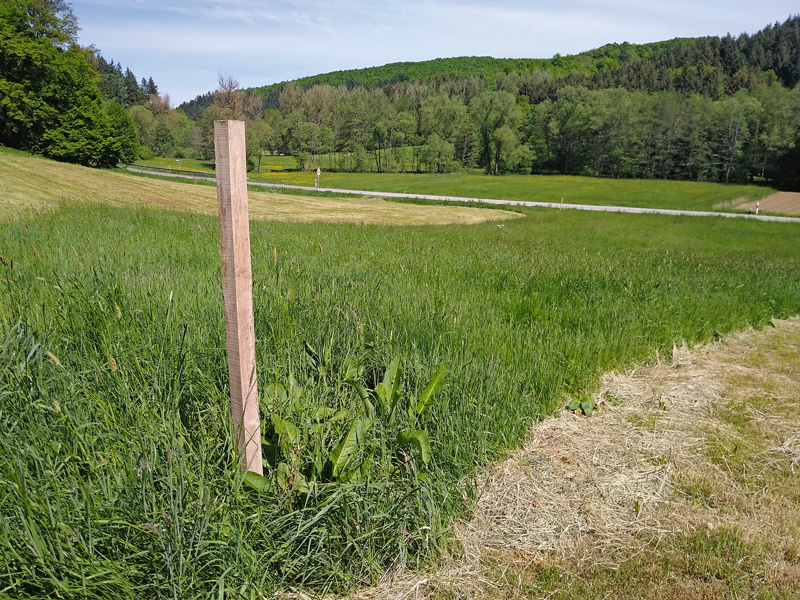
[
  {"x1": 167, "y1": 16, "x2": 800, "y2": 187},
  {"x1": 169, "y1": 68, "x2": 798, "y2": 188},
  {"x1": 3, "y1": 1, "x2": 798, "y2": 189},
  {"x1": 1, "y1": 0, "x2": 150, "y2": 166}
]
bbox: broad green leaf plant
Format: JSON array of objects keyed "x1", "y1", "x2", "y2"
[{"x1": 245, "y1": 346, "x2": 448, "y2": 499}]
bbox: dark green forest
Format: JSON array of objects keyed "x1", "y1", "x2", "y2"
[
  {"x1": 125, "y1": 14, "x2": 800, "y2": 190},
  {"x1": 0, "y1": 0, "x2": 153, "y2": 165},
  {"x1": 2, "y1": 1, "x2": 799, "y2": 188},
  {"x1": 179, "y1": 18, "x2": 800, "y2": 189}
]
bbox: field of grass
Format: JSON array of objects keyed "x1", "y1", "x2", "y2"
[
  {"x1": 0, "y1": 150, "x2": 516, "y2": 225},
  {"x1": 134, "y1": 155, "x2": 296, "y2": 174},
  {"x1": 475, "y1": 319, "x2": 800, "y2": 600},
  {"x1": 133, "y1": 156, "x2": 216, "y2": 172},
  {"x1": 1, "y1": 151, "x2": 799, "y2": 598},
  {"x1": 136, "y1": 153, "x2": 776, "y2": 213},
  {"x1": 248, "y1": 170, "x2": 774, "y2": 212}
]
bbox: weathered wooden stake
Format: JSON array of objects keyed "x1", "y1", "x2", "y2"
[{"x1": 214, "y1": 120, "x2": 263, "y2": 475}]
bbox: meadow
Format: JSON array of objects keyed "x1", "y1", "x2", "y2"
[
  {"x1": 0, "y1": 150, "x2": 516, "y2": 225},
  {"x1": 134, "y1": 154, "x2": 774, "y2": 212},
  {"x1": 1, "y1": 155, "x2": 799, "y2": 598},
  {"x1": 133, "y1": 156, "x2": 216, "y2": 173},
  {"x1": 251, "y1": 170, "x2": 773, "y2": 212}
]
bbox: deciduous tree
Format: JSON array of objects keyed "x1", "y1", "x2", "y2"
[
  {"x1": 0, "y1": 0, "x2": 122, "y2": 165},
  {"x1": 106, "y1": 100, "x2": 138, "y2": 163}
]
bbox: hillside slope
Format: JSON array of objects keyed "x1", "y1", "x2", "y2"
[
  {"x1": 179, "y1": 38, "x2": 697, "y2": 117},
  {"x1": 0, "y1": 149, "x2": 517, "y2": 225},
  {"x1": 179, "y1": 16, "x2": 800, "y2": 117}
]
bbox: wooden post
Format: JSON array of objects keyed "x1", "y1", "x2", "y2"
[{"x1": 214, "y1": 120, "x2": 263, "y2": 475}]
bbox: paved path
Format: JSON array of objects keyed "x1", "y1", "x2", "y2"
[{"x1": 125, "y1": 167, "x2": 800, "y2": 224}]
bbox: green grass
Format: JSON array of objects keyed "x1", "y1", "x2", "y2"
[
  {"x1": 250, "y1": 170, "x2": 773, "y2": 212},
  {"x1": 512, "y1": 528, "x2": 781, "y2": 599},
  {"x1": 134, "y1": 156, "x2": 216, "y2": 172},
  {"x1": 134, "y1": 155, "x2": 297, "y2": 174},
  {"x1": 139, "y1": 151, "x2": 775, "y2": 213},
  {"x1": 251, "y1": 154, "x2": 301, "y2": 172},
  {"x1": 1, "y1": 202, "x2": 798, "y2": 598}
]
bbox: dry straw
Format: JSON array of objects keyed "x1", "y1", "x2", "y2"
[{"x1": 333, "y1": 318, "x2": 800, "y2": 600}]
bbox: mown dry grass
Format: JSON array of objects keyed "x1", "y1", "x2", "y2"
[
  {"x1": 737, "y1": 192, "x2": 800, "y2": 216},
  {"x1": 0, "y1": 152, "x2": 519, "y2": 225},
  {"x1": 344, "y1": 318, "x2": 800, "y2": 600}
]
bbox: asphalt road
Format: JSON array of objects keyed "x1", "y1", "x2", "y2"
[{"x1": 124, "y1": 167, "x2": 800, "y2": 224}]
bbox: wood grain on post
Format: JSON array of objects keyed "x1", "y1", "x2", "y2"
[{"x1": 214, "y1": 120, "x2": 263, "y2": 475}]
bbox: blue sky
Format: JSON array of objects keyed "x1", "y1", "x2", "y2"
[{"x1": 70, "y1": 0, "x2": 798, "y2": 106}]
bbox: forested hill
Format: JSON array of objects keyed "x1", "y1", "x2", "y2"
[
  {"x1": 178, "y1": 38, "x2": 695, "y2": 118},
  {"x1": 178, "y1": 16, "x2": 799, "y2": 118},
  {"x1": 253, "y1": 38, "x2": 695, "y2": 99}
]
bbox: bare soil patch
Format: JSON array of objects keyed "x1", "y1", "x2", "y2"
[
  {"x1": 738, "y1": 192, "x2": 800, "y2": 215},
  {"x1": 349, "y1": 318, "x2": 800, "y2": 599},
  {"x1": 0, "y1": 153, "x2": 520, "y2": 225}
]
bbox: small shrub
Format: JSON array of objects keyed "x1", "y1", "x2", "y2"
[{"x1": 138, "y1": 145, "x2": 155, "y2": 160}]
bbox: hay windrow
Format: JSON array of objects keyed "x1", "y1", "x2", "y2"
[{"x1": 343, "y1": 318, "x2": 800, "y2": 599}]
